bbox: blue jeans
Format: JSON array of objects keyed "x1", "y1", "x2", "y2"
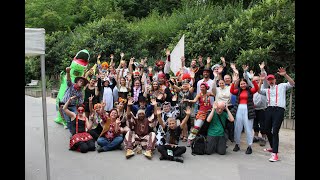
[
  {"x1": 61, "y1": 105, "x2": 77, "y2": 134},
  {"x1": 97, "y1": 135, "x2": 124, "y2": 151}
]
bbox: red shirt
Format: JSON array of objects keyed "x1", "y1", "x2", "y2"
[{"x1": 230, "y1": 81, "x2": 259, "y2": 104}]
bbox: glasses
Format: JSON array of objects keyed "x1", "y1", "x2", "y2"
[{"x1": 77, "y1": 108, "x2": 84, "y2": 113}]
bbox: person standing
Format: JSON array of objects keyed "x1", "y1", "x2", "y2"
[
  {"x1": 230, "y1": 74, "x2": 259, "y2": 155},
  {"x1": 258, "y1": 67, "x2": 295, "y2": 162}
]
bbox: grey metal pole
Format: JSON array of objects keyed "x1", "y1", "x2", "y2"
[{"x1": 41, "y1": 54, "x2": 51, "y2": 180}]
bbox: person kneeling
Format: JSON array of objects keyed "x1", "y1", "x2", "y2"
[
  {"x1": 155, "y1": 99, "x2": 191, "y2": 163},
  {"x1": 205, "y1": 101, "x2": 234, "y2": 155}
]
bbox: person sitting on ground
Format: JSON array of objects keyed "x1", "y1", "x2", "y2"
[
  {"x1": 96, "y1": 108, "x2": 124, "y2": 153},
  {"x1": 205, "y1": 101, "x2": 234, "y2": 155},
  {"x1": 155, "y1": 99, "x2": 191, "y2": 163},
  {"x1": 63, "y1": 96, "x2": 95, "y2": 153},
  {"x1": 87, "y1": 95, "x2": 107, "y2": 141},
  {"x1": 124, "y1": 98, "x2": 157, "y2": 159},
  {"x1": 154, "y1": 101, "x2": 180, "y2": 146}
]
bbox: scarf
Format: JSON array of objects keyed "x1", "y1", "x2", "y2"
[
  {"x1": 73, "y1": 84, "x2": 81, "y2": 91},
  {"x1": 133, "y1": 86, "x2": 141, "y2": 102}
]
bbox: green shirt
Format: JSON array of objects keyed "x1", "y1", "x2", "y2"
[{"x1": 207, "y1": 111, "x2": 228, "y2": 136}]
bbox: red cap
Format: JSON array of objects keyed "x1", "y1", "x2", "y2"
[
  {"x1": 155, "y1": 60, "x2": 165, "y2": 66},
  {"x1": 266, "y1": 74, "x2": 275, "y2": 80}
]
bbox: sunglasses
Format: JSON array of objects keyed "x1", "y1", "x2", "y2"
[{"x1": 77, "y1": 109, "x2": 84, "y2": 113}]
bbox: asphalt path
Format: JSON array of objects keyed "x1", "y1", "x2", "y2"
[{"x1": 25, "y1": 95, "x2": 295, "y2": 180}]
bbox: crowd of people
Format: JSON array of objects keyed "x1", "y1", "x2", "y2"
[{"x1": 57, "y1": 50, "x2": 295, "y2": 163}]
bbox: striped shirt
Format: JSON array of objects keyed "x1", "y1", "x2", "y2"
[{"x1": 62, "y1": 80, "x2": 84, "y2": 106}]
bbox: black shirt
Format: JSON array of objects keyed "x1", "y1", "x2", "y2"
[{"x1": 163, "y1": 125, "x2": 182, "y2": 145}]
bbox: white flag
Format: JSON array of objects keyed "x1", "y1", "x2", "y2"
[{"x1": 170, "y1": 35, "x2": 184, "y2": 75}]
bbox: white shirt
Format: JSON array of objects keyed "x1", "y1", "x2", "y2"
[
  {"x1": 118, "y1": 68, "x2": 129, "y2": 78},
  {"x1": 259, "y1": 82, "x2": 294, "y2": 109},
  {"x1": 215, "y1": 86, "x2": 231, "y2": 106}
]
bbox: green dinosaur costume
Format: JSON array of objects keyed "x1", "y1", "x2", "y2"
[{"x1": 54, "y1": 49, "x2": 90, "y2": 126}]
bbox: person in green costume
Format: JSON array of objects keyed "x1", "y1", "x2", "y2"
[{"x1": 55, "y1": 50, "x2": 90, "y2": 128}]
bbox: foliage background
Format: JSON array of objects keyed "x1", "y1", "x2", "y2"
[{"x1": 25, "y1": 0, "x2": 295, "y2": 119}]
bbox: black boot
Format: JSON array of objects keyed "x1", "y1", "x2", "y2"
[
  {"x1": 233, "y1": 144, "x2": 240, "y2": 152},
  {"x1": 245, "y1": 146, "x2": 252, "y2": 154},
  {"x1": 173, "y1": 156, "x2": 184, "y2": 163}
]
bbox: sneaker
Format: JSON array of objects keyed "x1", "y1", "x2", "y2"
[
  {"x1": 126, "y1": 149, "x2": 135, "y2": 159},
  {"x1": 174, "y1": 156, "x2": 184, "y2": 163},
  {"x1": 253, "y1": 136, "x2": 259, "y2": 143},
  {"x1": 63, "y1": 125, "x2": 68, "y2": 129},
  {"x1": 259, "y1": 138, "x2": 266, "y2": 146},
  {"x1": 269, "y1": 153, "x2": 279, "y2": 162},
  {"x1": 263, "y1": 148, "x2": 273, "y2": 152},
  {"x1": 233, "y1": 144, "x2": 240, "y2": 152},
  {"x1": 97, "y1": 146, "x2": 104, "y2": 153},
  {"x1": 245, "y1": 146, "x2": 252, "y2": 154},
  {"x1": 143, "y1": 150, "x2": 153, "y2": 159}
]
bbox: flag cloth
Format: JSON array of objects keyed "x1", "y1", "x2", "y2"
[{"x1": 170, "y1": 35, "x2": 184, "y2": 75}]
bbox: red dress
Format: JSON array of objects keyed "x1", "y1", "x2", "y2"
[
  {"x1": 196, "y1": 93, "x2": 212, "y2": 120},
  {"x1": 69, "y1": 115, "x2": 93, "y2": 151}
]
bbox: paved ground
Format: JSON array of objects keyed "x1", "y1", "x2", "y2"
[{"x1": 25, "y1": 95, "x2": 295, "y2": 180}]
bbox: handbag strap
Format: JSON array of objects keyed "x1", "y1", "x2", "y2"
[{"x1": 217, "y1": 113, "x2": 226, "y2": 132}]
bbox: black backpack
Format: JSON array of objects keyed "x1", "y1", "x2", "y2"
[{"x1": 191, "y1": 134, "x2": 206, "y2": 155}]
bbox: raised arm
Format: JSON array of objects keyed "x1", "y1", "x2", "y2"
[
  {"x1": 180, "y1": 106, "x2": 191, "y2": 128},
  {"x1": 249, "y1": 79, "x2": 259, "y2": 94},
  {"x1": 206, "y1": 102, "x2": 217, "y2": 123},
  {"x1": 126, "y1": 98, "x2": 134, "y2": 119},
  {"x1": 156, "y1": 107, "x2": 166, "y2": 129},
  {"x1": 128, "y1": 57, "x2": 134, "y2": 75},
  {"x1": 225, "y1": 105, "x2": 234, "y2": 122},
  {"x1": 164, "y1": 49, "x2": 171, "y2": 74},
  {"x1": 66, "y1": 67, "x2": 72, "y2": 87},
  {"x1": 259, "y1": 61, "x2": 269, "y2": 89},
  {"x1": 181, "y1": 56, "x2": 185, "y2": 68},
  {"x1": 85, "y1": 117, "x2": 93, "y2": 130},
  {"x1": 88, "y1": 95, "x2": 94, "y2": 114},
  {"x1": 277, "y1": 67, "x2": 295, "y2": 86},
  {"x1": 63, "y1": 96, "x2": 77, "y2": 120},
  {"x1": 212, "y1": 73, "x2": 218, "y2": 96},
  {"x1": 206, "y1": 56, "x2": 211, "y2": 69}
]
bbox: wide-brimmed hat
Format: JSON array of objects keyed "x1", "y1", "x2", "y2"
[
  {"x1": 202, "y1": 67, "x2": 213, "y2": 74},
  {"x1": 74, "y1": 76, "x2": 89, "y2": 86}
]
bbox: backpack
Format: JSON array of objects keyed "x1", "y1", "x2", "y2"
[{"x1": 191, "y1": 134, "x2": 206, "y2": 155}]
